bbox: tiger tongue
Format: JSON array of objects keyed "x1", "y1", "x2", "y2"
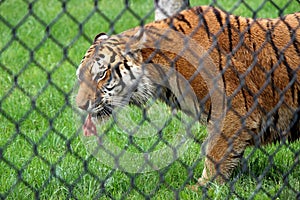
[{"x1": 83, "y1": 114, "x2": 97, "y2": 136}]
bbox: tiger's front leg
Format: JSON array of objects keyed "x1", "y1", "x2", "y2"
[{"x1": 197, "y1": 113, "x2": 252, "y2": 186}]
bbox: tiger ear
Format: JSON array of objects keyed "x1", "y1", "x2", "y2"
[{"x1": 94, "y1": 32, "x2": 109, "y2": 43}]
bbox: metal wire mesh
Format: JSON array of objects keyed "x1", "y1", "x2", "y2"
[{"x1": 0, "y1": 0, "x2": 299, "y2": 199}]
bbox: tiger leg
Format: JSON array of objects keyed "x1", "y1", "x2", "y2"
[{"x1": 198, "y1": 114, "x2": 252, "y2": 185}]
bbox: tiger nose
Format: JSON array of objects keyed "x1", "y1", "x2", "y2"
[{"x1": 78, "y1": 101, "x2": 90, "y2": 111}]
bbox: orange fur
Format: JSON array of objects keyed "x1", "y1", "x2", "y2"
[{"x1": 142, "y1": 6, "x2": 300, "y2": 184}]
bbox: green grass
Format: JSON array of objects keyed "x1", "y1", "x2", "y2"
[{"x1": 0, "y1": 0, "x2": 299, "y2": 199}]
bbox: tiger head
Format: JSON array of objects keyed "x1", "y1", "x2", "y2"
[{"x1": 75, "y1": 31, "x2": 155, "y2": 122}]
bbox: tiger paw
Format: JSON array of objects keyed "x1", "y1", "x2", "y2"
[
  {"x1": 187, "y1": 184, "x2": 200, "y2": 191},
  {"x1": 187, "y1": 178, "x2": 208, "y2": 191}
]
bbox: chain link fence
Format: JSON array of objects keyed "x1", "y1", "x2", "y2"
[{"x1": 0, "y1": 0, "x2": 299, "y2": 199}]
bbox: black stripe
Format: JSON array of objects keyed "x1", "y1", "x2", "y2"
[
  {"x1": 282, "y1": 16, "x2": 300, "y2": 58},
  {"x1": 270, "y1": 60, "x2": 276, "y2": 98},
  {"x1": 123, "y1": 60, "x2": 131, "y2": 70},
  {"x1": 106, "y1": 85, "x2": 115, "y2": 91},
  {"x1": 246, "y1": 18, "x2": 251, "y2": 35},
  {"x1": 195, "y1": 6, "x2": 210, "y2": 39},
  {"x1": 109, "y1": 38, "x2": 119, "y2": 42},
  {"x1": 265, "y1": 126, "x2": 272, "y2": 139},
  {"x1": 252, "y1": 43, "x2": 256, "y2": 52},
  {"x1": 94, "y1": 72, "x2": 106, "y2": 81},
  {"x1": 246, "y1": 17, "x2": 255, "y2": 51},
  {"x1": 95, "y1": 54, "x2": 105, "y2": 61},
  {"x1": 268, "y1": 21, "x2": 295, "y2": 101},
  {"x1": 167, "y1": 18, "x2": 180, "y2": 32},
  {"x1": 124, "y1": 60, "x2": 136, "y2": 80},
  {"x1": 110, "y1": 51, "x2": 117, "y2": 63},
  {"x1": 106, "y1": 46, "x2": 113, "y2": 52},
  {"x1": 298, "y1": 88, "x2": 300, "y2": 107},
  {"x1": 178, "y1": 25, "x2": 186, "y2": 34},
  {"x1": 226, "y1": 14, "x2": 233, "y2": 52},
  {"x1": 175, "y1": 14, "x2": 192, "y2": 28},
  {"x1": 241, "y1": 88, "x2": 249, "y2": 112},
  {"x1": 114, "y1": 62, "x2": 122, "y2": 78},
  {"x1": 246, "y1": 18, "x2": 253, "y2": 47},
  {"x1": 106, "y1": 46, "x2": 117, "y2": 63},
  {"x1": 194, "y1": 6, "x2": 203, "y2": 15},
  {"x1": 231, "y1": 151, "x2": 244, "y2": 159},
  {"x1": 213, "y1": 7, "x2": 223, "y2": 27},
  {"x1": 104, "y1": 42, "x2": 119, "y2": 46},
  {"x1": 207, "y1": 103, "x2": 212, "y2": 123},
  {"x1": 289, "y1": 90, "x2": 300, "y2": 141},
  {"x1": 170, "y1": 25, "x2": 180, "y2": 32},
  {"x1": 235, "y1": 16, "x2": 240, "y2": 31},
  {"x1": 165, "y1": 87, "x2": 179, "y2": 109},
  {"x1": 273, "y1": 111, "x2": 279, "y2": 129},
  {"x1": 285, "y1": 60, "x2": 295, "y2": 100}
]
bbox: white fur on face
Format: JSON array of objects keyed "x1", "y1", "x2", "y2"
[
  {"x1": 91, "y1": 62, "x2": 101, "y2": 80},
  {"x1": 91, "y1": 59, "x2": 107, "y2": 82},
  {"x1": 76, "y1": 64, "x2": 82, "y2": 81}
]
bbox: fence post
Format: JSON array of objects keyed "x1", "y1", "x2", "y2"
[{"x1": 154, "y1": 0, "x2": 190, "y2": 20}]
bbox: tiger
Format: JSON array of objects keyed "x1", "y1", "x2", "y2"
[{"x1": 75, "y1": 5, "x2": 300, "y2": 187}]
